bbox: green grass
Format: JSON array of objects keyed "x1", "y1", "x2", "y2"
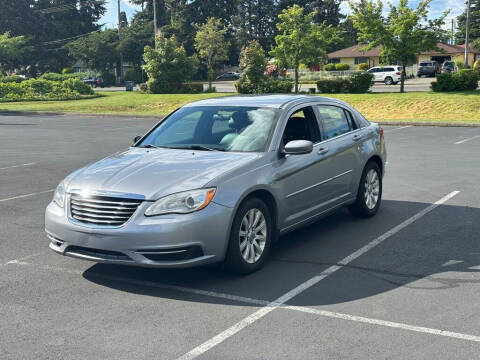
[{"x1": 0, "y1": 91, "x2": 479, "y2": 123}]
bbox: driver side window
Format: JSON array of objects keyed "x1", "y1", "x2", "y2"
[{"x1": 282, "y1": 106, "x2": 321, "y2": 146}]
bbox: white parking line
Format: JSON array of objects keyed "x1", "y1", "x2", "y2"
[
  {"x1": 454, "y1": 134, "x2": 480, "y2": 145},
  {"x1": 284, "y1": 305, "x2": 480, "y2": 343},
  {"x1": 176, "y1": 190, "x2": 460, "y2": 360},
  {"x1": 384, "y1": 125, "x2": 412, "y2": 133},
  {"x1": 0, "y1": 162, "x2": 36, "y2": 170},
  {"x1": 0, "y1": 189, "x2": 54, "y2": 203}
]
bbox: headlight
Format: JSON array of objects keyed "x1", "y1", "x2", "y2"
[
  {"x1": 52, "y1": 181, "x2": 66, "y2": 208},
  {"x1": 145, "y1": 188, "x2": 216, "y2": 216}
]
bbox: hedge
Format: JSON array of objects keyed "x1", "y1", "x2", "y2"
[
  {"x1": 335, "y1": 63, "x2": 350, "y2": 71},
  {"x1": 0, "y1": 78, "x2": 95, "y2": 102},
  {"x1": 431, "y1": 70, "x2": 479, "y2": 92},
  {"x1": 316, "y1": 72, "x2": 373, "y2": 93},
  {"x1": 0, "y1": 75, "x2": 26, "y2": 83},
  {"x1": 39, "y1": 72, "x2": 89, "y2": 81},
  {"x1": 324, "y1": 63, "x2": 336, "y2": 71},
  {"x1": 147, "y1": 80, "x2": 204, "y2": 94},
  {"x1": 235, "y1": 77, "x2": 293, "y2": 94}
]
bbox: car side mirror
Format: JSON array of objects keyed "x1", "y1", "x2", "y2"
[
  {"x1": 283, "y1": 140, "x2": 313, "y2": 155},
  {"x1": 133, "y1": 135, "x2": 142, "y2": 145}
]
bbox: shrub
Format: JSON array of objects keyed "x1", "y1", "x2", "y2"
[
  {"x1": 324, "y1": 63, "x2": 336, "y2": 71},
  {"x1": 39, "y1": 72, "x2": 87, "y2": 81},
  {"x1": 62, "y1": 78, "x2": 94, "y2": 95},
  {"x1": 139, "y1": 83, "x2": 148, "y2": 92},
  {"x1": 147, "y1": 81, "x2": 203, "y2": 94},
  {"x1": 124, "y1": 69, "x2": 143, "y2": 83},
  {"x1": 239, "y1": 40, "x2": 268, "y2": 84},
  {"x1": 101, "y1": 72, "x2": 116, "y2": 86},
  {"x1": 431, "y1": 70, "x2": 479, "y2": 92},
  {"x1": 455, "y1": 59, "x2": 464, "y2": 70},
  {"x1": 358, "y1": 63, "x2": 369, "y2": 71},
  {"x1": 62, "y1": 67, "x2": 74, "y2": 74},
  {"x1": 143, "y1": 34, "x2": 198, "y2": 94},
  {"x1": 0, "y1": 75, "x2": 25, "y2": 83},
  {"x1": 473, "y1": 59, "x2": 480, "y2": 72},
  {"x1": 349, "y1": 72, "x2": 374, "y2": 93},
  {"x1": 335, "y1": 63, "x2": 350, "y2": 71},
  {"x1": 316, "y1": 72, "x2": 373, "y2": 93},
  {"x1": 0, "y1": 78, "x2": 96, "y2": 101},
  {"x1": 261, "y1": 78, "x2": 294, "y2": 93}
]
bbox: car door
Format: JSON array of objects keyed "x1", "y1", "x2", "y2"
[
  {"x1": 273, "y1": 105, "x2": 338, "y2": 230},
  {"x1": 375, "y1": 67, "x2": 384, "y2": 81},
  {"x1": 314, "y1": 104, "x2": 363, "y2": 204}
]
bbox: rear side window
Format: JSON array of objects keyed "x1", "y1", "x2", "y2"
[
  {"x1": 316, "y1": 105, "x2": 357, "y2": 140},
  {"x1": 420, "y1": 62, "x2": 431, "y2": 66},
  {"x1": 383, "y1": 67, "x2": 394, "y2": 72}
]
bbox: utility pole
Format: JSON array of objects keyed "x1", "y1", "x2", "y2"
[
  {"x1": 465, "y1": 0, "x2": 471, "y2": 67},
  {"x1": 117, "y1": 0, "x2": 124, "y2": 83},
  {"x1": 153, "y1": 0, "x2": 158, "y2": 48}
]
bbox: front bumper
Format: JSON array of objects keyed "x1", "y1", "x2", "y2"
[{"x1": 45, "y1": 199, "x2": 234, "y2": 268}]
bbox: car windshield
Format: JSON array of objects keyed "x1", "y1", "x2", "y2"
[
  {"x1": 420, "y1": 62, "x2": 431, "y2": 66},
  {"x1": 138, "y1": 106, "x2": 279, "y2": 152}
]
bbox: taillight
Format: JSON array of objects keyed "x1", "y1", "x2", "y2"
[
  {"x1": 379, "y1": 127, "x2": 384, "y2": 138},
  {"x1": 395, "y1": 72, "x2": 401, "y2": 75}
]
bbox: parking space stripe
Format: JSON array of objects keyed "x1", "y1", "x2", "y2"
[
  {"x1": 283, "y1": 306, "x2": 480, "y2": 343},
  {"x1": 175, "y1": 190, "x2": 460, "y2": 360},
  {"x1": 384, "y1": 125, "x2": 412, "y2": 133},
  {"x1": 0, "y1": 162, "x2": 36, "y2": 170},
  {"x1": 8, "y1": 256, "x2": 480, "y2": 345},
  {"x1": 454, "y1": 134, "x2": 480, "y2": 145},
  {"x1": 0, "y1": 189, "x2": 54, "y2": 203}
]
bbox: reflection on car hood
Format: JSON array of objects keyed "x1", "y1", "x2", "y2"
[{"x1": 67, "y1": 147, "x2": 259, "y2": 200}]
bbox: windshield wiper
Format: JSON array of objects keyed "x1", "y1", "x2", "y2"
[
  {"x1": 169, "y1": 145, "x2": 225, "y2": 152},
  {"x1": 139, "y1": 144, "x2": 164, "y2": 149}
]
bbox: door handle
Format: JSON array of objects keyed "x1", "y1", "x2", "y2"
[
  {"x1": 352, "y1": 134, "x2": 363, "y2": 141},
  {"x1": 317, "y1": 146, "x2": 329, "y2": 155}
]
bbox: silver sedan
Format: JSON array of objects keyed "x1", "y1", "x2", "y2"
[{"x1": 45, "y1": 95, "x2": 386, "y2": 274}]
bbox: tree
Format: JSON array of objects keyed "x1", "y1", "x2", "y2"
[
  {"x1": 64, "y1": 29, "x2": 119, "y2": 73},
  {"x1": 0, "y1": 32, "x2": 33, "y2": 74},
  {"x1": 233, "y1": 0, "x2": 277, "y2": 51},
  {"x1": 270, "y1": 5, "x2": 342, "y2": 93},
  {"x1": 239, "y1": 40, "x2": 268, "y2": 84},
  {"x1": 142, "y1": 33, "x2": 198, "y2": 93},
  {"x1": 350, "y1": 0, "x2": 447, "y2": 93},
  {"x1": 307, "y1": 0, "x2": 345, "y2": 26},
  {"x1": 194, "y1": 18, "x2": 229, "y2": 90},
  {"x1": 456, "y1": 0, "x2": 480, "y2": 44}
]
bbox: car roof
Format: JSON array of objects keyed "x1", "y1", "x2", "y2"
[{"x1": 183, "y1": 94, "x2": 348, "y2": 109}]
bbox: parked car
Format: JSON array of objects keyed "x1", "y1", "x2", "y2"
[
  {"x1": 367, "y1": 66, "x2": 402, "y2": 85},
  {"x1": 441, "y1": 61, "x2": 456, "y2": 73},
  {"x1": 417, "y1": 61, "x2": 440, "y2": 77},
  {"x1": 216, "y1": 72, "x2": 241, "y2": 80},
  {"x1": 46, "y1": 95, "x2": 386, "y2": 274},
  {"x1": 82, "y1": 76, "x2": 104, "y2": 88}
]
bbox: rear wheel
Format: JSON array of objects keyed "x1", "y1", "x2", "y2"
[
  {"x1": 223, "y1": 198, "x2": 272, "y2": 274},
  {"x1": 384, "y1": 77, "x2": 393, "y2": 85},
  {"x1": 349, "y1": 161, "x2": 382, "y2": 218}
]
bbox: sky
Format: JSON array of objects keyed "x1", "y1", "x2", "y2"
[{"x1": 100, "y1": 0, "x2": 467, "y2": 29}]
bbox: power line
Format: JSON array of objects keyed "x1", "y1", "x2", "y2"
[{"x1": 41, "y1": 30, "x2": 102, "y2": 45}]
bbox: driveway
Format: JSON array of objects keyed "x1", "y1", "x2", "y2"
[{"x1": 1, "y1": 114, "x2": 480, "y2": 359}]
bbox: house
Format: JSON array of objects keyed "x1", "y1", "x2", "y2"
[{"x1": 327, "y1": 43, "x2": 480, "y2": 69}]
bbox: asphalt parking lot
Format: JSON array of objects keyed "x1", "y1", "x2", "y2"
[{"x1": 1, "y1": 113, "x2": 480, "y2": 359}]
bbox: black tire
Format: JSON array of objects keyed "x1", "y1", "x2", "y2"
[
  {"x1": 384, "y1": 77, "x2": 393, "y2": 85},
  {"x1": 223, "y1": 197, "x2": 272, "y2": 274},
  {"x1": 349, "y1": 161, "x2": 382, "y2": 218}
]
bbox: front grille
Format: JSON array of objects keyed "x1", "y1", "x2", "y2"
[{"x1": 70, "y1": 194, "x2": 142, "y2": 226}]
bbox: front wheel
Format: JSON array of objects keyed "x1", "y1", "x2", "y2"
[
  {"x1": 349, "y1": 161, "x2": 382, "y2": 217},
  {"x1": 223, "y1": 198, "x2": 272, "y2": 274}
]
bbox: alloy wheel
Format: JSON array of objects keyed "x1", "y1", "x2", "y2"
[
  {"x1": 364, "y1": 169, "x2": 380, "y2": 210},
  {"x1": 239, "y1": 208, "x2": 267, "y2": 264}
]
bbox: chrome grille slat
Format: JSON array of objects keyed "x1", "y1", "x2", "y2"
[
  {"x1": 69, "y1": 194, "x2": 142, "y2": 226},
  {"x1": 70, "y1": 201, "x2": 138, "y2": 211},
  {"x1": 70, "y1": 197, "x2": 141, "y2": 206}
]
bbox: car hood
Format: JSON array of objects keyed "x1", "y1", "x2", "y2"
[{"x1": 66, "y1": 147, "x2": 259, "y2": 200}]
